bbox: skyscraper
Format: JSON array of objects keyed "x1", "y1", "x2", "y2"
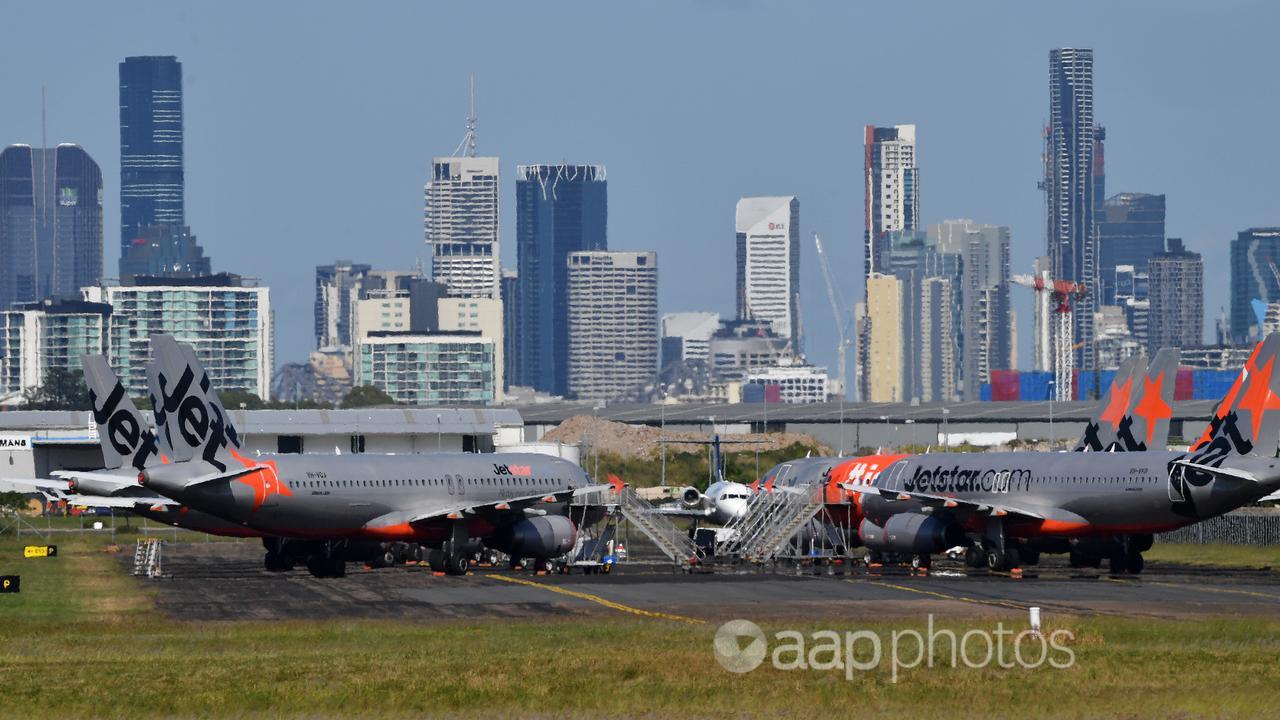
[
  {"x1": 119, "y1": 56, "x2": 184, "y2": 256},
  {"x1": 1045, "y1": 48, "x2": 1100, "y2": 369},
  {"x1": 1097, "y1": 193, "x2": 1165, "y2": 304},
  {"x1": 425, "y1": 157, "x2": 499, "y2": 298},
  {"x1": 1148, "y1": 239, "x2": 1203, "y2": 356},
  {"x1": 735, "y1": 196, "x2": 800, "y2": 351},
  {"x1": 864, "y1": 125, "x2": 918, "y2": 277},
  {"x1": 314, "y1": 261, "x2": 372, "y2": 350},
  {"x1": 0, "y1": 144, "x2": 103, "y2": 308},
  {"x1": 566, "y1": 251, "x2": 658, "y2": 401},
  {"x1": 513, "y1": 164, "x2": 606, "y2": 396},
  {"x1": 1230, "y1": 228, "x2": 1280, "y2": 342},
  {"x1": 930, "y1": 220, "x2": 1012, "y2": 401}
]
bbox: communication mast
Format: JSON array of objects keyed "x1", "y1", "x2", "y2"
[{"x1": 453, "y1": 73, "x2": 478, "y2": 158}]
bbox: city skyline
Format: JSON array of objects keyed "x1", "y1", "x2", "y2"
[{"x1": 2, "y1": 2, "x2": 1277, "y2": 383}]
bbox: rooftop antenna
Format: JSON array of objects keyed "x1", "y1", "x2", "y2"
[{"x1": 453, "y1": 73, "x2": 478, "y2": 157}]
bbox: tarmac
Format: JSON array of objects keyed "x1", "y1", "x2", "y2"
[{"x1": 133, "y1": 542, "x2": 1280, "y2": 624}]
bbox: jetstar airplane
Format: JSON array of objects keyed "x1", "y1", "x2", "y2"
[
  {"x1": 138, "y1": 335, "x2": 605, "y2": 578},
  {"x1": 748, "y1": 352, "x2": 1171, "y2": 556},
  {"x1": 839, "y1": 339, "x2": 1280, "y2": 574},
  {"x1": 2, "y1": 355, "x2": 265, "y2": 539}
]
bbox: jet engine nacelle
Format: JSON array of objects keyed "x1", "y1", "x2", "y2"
[
  {"x1": 67, "y1": 476, "x2": 121, "y2": 496},
  {"x1": 508, "y1": 515, "x2": 577, "y2": 559},
  {"x1": 859, "y1": 514, "x2": 963, "y2": 555},
  {"x1": 680, "y1": 487, "x2": 703, "y2": 508}
]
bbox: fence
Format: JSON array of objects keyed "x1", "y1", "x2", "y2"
[{"x1": 1157, "y1": 511, "x2": 1280, "y2": 545}]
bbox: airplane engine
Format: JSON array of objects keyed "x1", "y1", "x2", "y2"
[
  {"x1": 67, "y1": 476, "x2": 121, "y2": 496},
  {"x1": 859, "y1": 514, "x2": 963, "y2": 555},
  {"x1": 507, "y1": 515, "x2": 577, "y2": 559},
  {"x1": 680, "y1": 487, "x2": 703, "y2": 508}
]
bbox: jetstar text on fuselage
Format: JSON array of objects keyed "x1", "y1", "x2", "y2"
[{"x1": 902, "y1": 465, "x2": 1032, "y2": 495}]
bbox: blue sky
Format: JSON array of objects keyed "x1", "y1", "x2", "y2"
[{"x1": 4, "y1": 1, "x2": 1277, "y2": 385}]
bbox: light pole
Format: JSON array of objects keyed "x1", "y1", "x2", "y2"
[
  {"x1": 436, "y1": 412, "x2": 442, "y2": 451},
  {"x1": 1047, "y1": 381, "x2": 1056, "y2": 449},
  {"x1": 942, "y1": 407, "x2": 950, "y2": 451},
  {"x1": 660, "y1": 393, "x2": 667, "y2": 487}
]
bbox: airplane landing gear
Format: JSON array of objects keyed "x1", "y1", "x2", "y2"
[
  {"x1": 306, "y1": 542, "x2": 347, "y2": 578},
  {"x1": 264, "y1": 551, "x2": 294, "y2": 572},
  {"x1": 986, "y1": 547, "x2": 1021, "y2": 572}
]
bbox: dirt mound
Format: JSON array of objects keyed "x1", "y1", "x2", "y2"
[{"x1": 540, "y1": 415, "x2": 830, "y2": 460}]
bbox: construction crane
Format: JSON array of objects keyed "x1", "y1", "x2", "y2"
[
  {"x1": 813, "y1": 233, "x2": 855, "y2": 400},
  {"x1": 1010, "y1": 272, "x2": 1087, "y2": 402}
]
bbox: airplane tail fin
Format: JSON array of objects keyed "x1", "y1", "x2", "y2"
[
  {"x1": 147, "y1": 334, "x2": 244, "y2": 471},
  {"x1": 1190, "y1": 334, "x2": 1280, "y2": 461},
  {"x1": 1119, "y1": 347, "x2": 1179, "y2": 451},
  {"x1": 1075, "y1": 354, "x2": 1146, "y2": 452},
  {"x1": 83, "y1": 354, "x2": 159, "y2": 472}
]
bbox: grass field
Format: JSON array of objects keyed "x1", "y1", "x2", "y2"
[
  {"x1": 1148, "y1": 542, "x2": 1280, "y2": 570},
  {"x1": 2, "y1": 530, "x2": 1279, "y2": 718}
]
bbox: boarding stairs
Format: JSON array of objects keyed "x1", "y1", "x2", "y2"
[
  {"x1": 716, "y1": 485, "x2": 825, "y2": 563},
  {"x1": 617, "y1": 487, "x2": 702, "y2": 567},
  {"x1": 132, "y1": 538, "x2": 165, "y2": 578}
]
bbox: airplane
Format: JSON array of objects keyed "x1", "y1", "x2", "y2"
[
  {"x1": 747, "y1": 352, "x2": 1169, "y2": 556},
  {"x1": 138, "y1": 334, "x2": 606, "y2": 578},
  {"x1": 839, "y1": 337, "x2": 1280, "y2": 574},
  {"x1": 652, "y1": 436, "x2": 753, "y2": 526}
]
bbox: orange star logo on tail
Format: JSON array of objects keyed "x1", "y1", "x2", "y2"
[
  {"x1": 1133, "y1": 372, "x2": 1172, "y2": 444},
  {"x1": 1236, "y1": 356, "x2": 1280, "y2": 441},
  {"x1": 229, "y1": 448, "x2": 291, "y2": 512},
  {"x1": 1099, "y1": 376, "x2": 1133, "y2": 430}
]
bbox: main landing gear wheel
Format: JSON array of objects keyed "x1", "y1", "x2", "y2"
[
  {"x1": 964, "y1": 546, "x2": 986, "y2": 569},
  {"x1": 328, "y1": 554, "x2": 346, "y2": 578},
  {"x1": 445, "y1": 552, "x2": 469, "y2": 576},
  {"x1": 264, "y1": 551, "x2": 293, "y2": 572},
  {"x1": 986, "y1": 548, "x2": 1021, "y2": 572}
]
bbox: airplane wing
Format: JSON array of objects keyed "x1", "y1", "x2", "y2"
[
  {"x1": 363, "y1": 486, "x2": 594, "y2": 532},
  {"x1": 650, "y1": 505, "x2": 714, "y2": 519},
  {"x1": 64, "y1": 494, "x2": 180, "y2": 509},
  {"x1": 839, "y1": 483, "x2": 1048, "y2": 522},
  {"x1": 2, "y1": 477, "x2": 71, "y2": 494}
]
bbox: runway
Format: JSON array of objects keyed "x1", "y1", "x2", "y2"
[{"x1": 137, "y1": 542, "x2": 1280, "y2": 624}]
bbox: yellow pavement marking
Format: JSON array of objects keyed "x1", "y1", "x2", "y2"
[
  {"x1": 1101, "y1": 576, "x2": 1280, "y2": 602},
  {"x1": 490, "y1": 574, "x2": 706, "y2": 625},
  {"x1": 850, "y1": 578, "x2": 1029, "y2": 611}
]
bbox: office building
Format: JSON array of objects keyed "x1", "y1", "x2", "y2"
[
  {"x1": 735, "y1": 196, "x2": 800, "y2": 351},
  {"x1": 930, "y1": 219, "x2": 1012, "y2": 400},
  {"x1": 1148, "y1": 239, "x2": 1204, "y2": 356},
  {"x1": 119, "y1": 56, "x2": 185, "y2": 256},
  {"x1": 120, "y1": 224, "x2": 210, "y2": 282},
  {"x1": 314, "y1": 261, "x2": 372, "y2": 350},
  {"x1": 425, "y1": 157, "x2": 500, "y2": 299},
  {"x1": 864, "y1": 125, "x2": 918, "y2": 276},
  {"x1": 865, "y1": 274, "x2": 904, "y2": 403},
  {"x1": 0, "y1": 144, "x2": 103, "y2": 308},
  {"x1": 879, "y1": 230, "x2": 963, "y2": 403},
  {"x1": 1097, "y1": 193, "x2": 1165, "y2": 304},
  {"x1": 513, "y1": 163, "x2": 607, "y2": 396},
  {"x1": 745, "y1": 361, "x2": 829, "y2": 405},
  {"x1": 438, "y1": 297, "x2": 504, "y2": 402},
  {"x1": 660, "y1": 312, "x2": 720, "y2": 367},
  {"x1": 566, "y1": 251, "x2": 658, "y2": 401},
  {"x1": 356, "y1": 334, "x2": 494, "y2": 405},
  {"x1": 0, "y1": 299, "x2": 111, "y2": 400},
  {"x1": 1230, "y1": 228, "x2": 1280, "y2": 342},
  {"x1": 1045, "y1": 48, "x2": 1100, "y2": 368},
  {"x1": 500, "y1": 268, "x2": 518, "y2": 393},
  {"x1": 83, "y1": 274, "x2": 272, "y2": 398},
  {"x1": 919, "y1": 276, "x2": 957, "y2": 402},
  {"x1": 707, "y1": 320, "x2": 791, "y2": 384}
]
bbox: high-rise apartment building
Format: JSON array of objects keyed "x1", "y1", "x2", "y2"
[
  {"x1": 314, "y1": 261, "x2": 372, "y2": 350},
  {"x1": 0, "y1": 145, "x2": 103, "y2": 308},
  {"x1": 425, "y1": 157, "x2": 500, "y2": 299},
  {"x1": 1097, "y1": 193, "x2": 1165, "y2": 304},
  {"x1": 0, "y1": 299, "x2": 111, "y2": 399},
  {"x1": 1046, "y1": 48, "x2": 1100, "y2": 369},
  {"x1": 83, "y1": 274, "x2": 272, "y2": 398},
  {"x1": 566, "y1": 251, "x2": 658, "y2": 401},
  {"x1": 1148, "y1": 239, "x2": 1203, "y2": 356},
  {"x1": 513, "y1": 164, "x2": 607, "y2": 396},
  {"x1": 1230, "y1": 228, "x2": 1280, "y2": 343},
  {"x1": 865, "y1": 273, "x2": 904, "y2": 403},
  {"x1": 119, "y1": 56, "x2": 185, "y2": 255},
  {"x1": 356, "y1": 334, "x2": 494, "y2": 405},
  {"x1": 930, "y1": 220, "x2": 1012, "y2": 400},
  {"x1": 735, "y1": 196, "x2": 800, "y2": 351},
  {"x1": 864, "y1": 125, "x2": 918, "y2": 277}
]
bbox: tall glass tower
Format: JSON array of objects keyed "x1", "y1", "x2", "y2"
[
  {"x1": 119, "y1": 56, "x2": 185, "y2": 257},
  {"x1": 513, "y1": 164, "x2": 607, "y2": 396}
]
